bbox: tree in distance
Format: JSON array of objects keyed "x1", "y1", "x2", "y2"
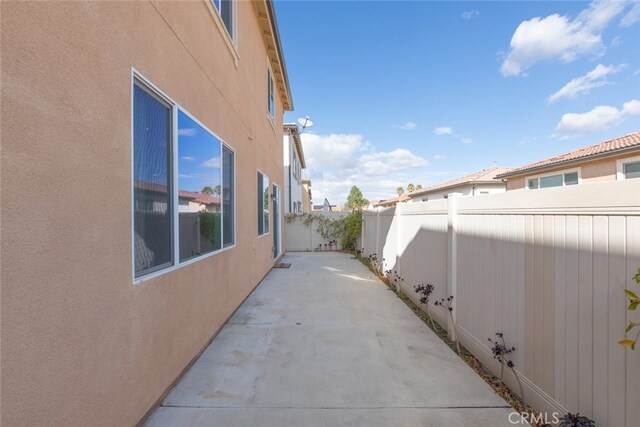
[{"x1": 345, "y1": 185, "x2": 369, "y2": 211}]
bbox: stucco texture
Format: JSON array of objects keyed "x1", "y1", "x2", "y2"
[{"x1": 1, "y1": 1, "x2": 285, "y2": 425}]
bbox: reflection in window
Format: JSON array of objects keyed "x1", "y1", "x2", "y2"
[
  {"x1": 178, "y1": 111, "x2": 222, "y2": 261},
  {"x1": 528, "y1": 171, "x2": 579, "y2": 189},
  {"x1": 133, "y1": 83, "x2": 173, "y2": 277},
  {"x1": 624, "y1": 161, "x2": 640, "y2": 179},
  {"x1": 267, "y1": 68, "x2": 275, "y2": 119},
  {"x1": 223, "y1": 146, "x2": 234, "y2": 247},
  {"x1": 212, "y1": 0, "x2": 234, "y2": 40},
  {"x1": 257, "y1": 172, "x2": 270, "y2": 235},
  {"x1": 264, "y1": 174, "x2": 270, "y2": 234}
]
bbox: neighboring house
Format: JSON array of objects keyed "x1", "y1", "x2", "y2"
[
  {"x1": 302, "y1": 179, "x2": 312, "y2": 213},
  {"x1": 313, "y1": 198, "x2": 339, "y2": 212},
  {"x1": 496, "y1": 131, "x2": 640, "y2": 190},
  {"x1": 373, "y1": 194, "x2": 410, "y2": 208},
  {"x1": 407, "y1": 166, "x2": 513, "y2": 202},
  {"x1": 366, "y1": 200, "x2": 381, "y2": 210},
  {"x1": 2, "y1": 1, "x2": 293, "y2": 426},
  {"x1": 283, "y1": 123, "x2": 306, "y2": 213}
]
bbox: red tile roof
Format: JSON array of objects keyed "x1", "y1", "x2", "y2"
[
  {"x1": 135, "y1": 181, "x2": 220, "y2": 204},
  {"x1": 407, "y1": 166, "x2": 513, "y2": 198},
  {"x1": 374, "y1": 194, "x2": 410, "y2": 207},
  {"x1": 496, "y1": 131, "x2": 640, "y2": 178},
  {"x1": 192, "y1": 194, "x2": 221, "y2": 205}
]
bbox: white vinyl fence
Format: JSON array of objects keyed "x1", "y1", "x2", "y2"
[
  {"x1": 362, "y1": 179, "x2": 640, "y2": 427},
  {"x1": 284, "y1": 212, "x2": 352, "y2": 252}
]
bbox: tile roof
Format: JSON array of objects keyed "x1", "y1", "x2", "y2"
[
  {"x1": 407, "y1": 166, "x2": 513, "y2": 198},
  {"x1": 135, "y1": 181, "x2": 220, "y2": 204},
  {"x1": 496, "y1": 131, "x2": 640, "y2": 178},
  {"x1": 374, "y1": 194, "x2": 410, "y2": 207}
]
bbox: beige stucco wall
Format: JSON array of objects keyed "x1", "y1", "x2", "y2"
[
  {"x1": 505, "y1": 152, "x2": 639, "y2": 190},
  {"x1": 1, "y1": 2, "x2": 286, "y2": 426}
]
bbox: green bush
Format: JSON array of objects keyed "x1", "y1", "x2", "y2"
[{"x1": 341, "y1": 211, "x2": 362, "y2": 251}]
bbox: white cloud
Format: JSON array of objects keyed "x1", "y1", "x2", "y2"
[
  {"x1": 200, "y1": 157, "x2": 221, "y2": 168},
  {"x1": 462, "y1": 138, "x2": 473, "y2": 145},
  {"x1": 462, "y1": 11, "x2": 480, "y2": 20},
  {"x1": 433, "y1": 154, "x2": 446, "y2": 160},
  {"x1": 434, "y1": 126, "x2": 453, "y2": 135},
  {"x1": 181, "y1": 156, "x2": 196, "y2": 162},
  {"x1": 547, "y1": 63, "x2": 627, "y2": 103},
  {"x1": 178, "y1": 128, "x2": 197, "y2": 136},
  {"x1": 501, "y1": 0, "x2": 626, "y2": 76},
  {"x1": 395, "y1": 121, "x2": 417, "y2": 130},
  {"x1": 518, "y1": 137, "x2": 537, "y2": 145},
  {"x1": 554, "y1": 99, "x2": 640, "y2": 138},
  {"x1": 358, "y1": 149, "x2": 428, "y2": 175},
  {"x1": 300, "y1": 133, "x2": 428, "y2": 203},
  {"x1": 621, "y1": 2, "x2": 640, "y2": 27}
]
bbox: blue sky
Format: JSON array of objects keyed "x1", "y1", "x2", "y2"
[
  {"x1": 178, "y1": 111, "x2": 221, "y2": 192},
  {"x1": 276, "y1": 0, "x2": 640, "y2": 204}
]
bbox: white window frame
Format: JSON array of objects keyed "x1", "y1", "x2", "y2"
[
  {"x1": 267, "y1": 65, "x2": 275, "y2": 121},
  {"x1": 205, "y1": 0, "x2": 239, "y2": 66},
  {"x1": 525, "y1": 167, "x2": 581, "y2": 190},
  {"x1": 616, "y1": 155, "x2": 640, "y2": 180},
  {"x1": 257, "y1": 170, "x2": 271, "y2": 237},
  {"x1": 131, "y1": 69, "x2": 236, "y2": 284}
]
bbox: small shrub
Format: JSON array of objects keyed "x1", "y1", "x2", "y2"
[
  {"x1": 558, "y1": 412, "x2": 596, "y2": 427},
  {"x1": 620, "y1": 267, "x2": 640, "y2": 350},
  {"x1": 435, "y1": 296, "x2": 460, "y2": 355},
  {"x1": 488, "y1": 332, "x2": 525, "y2": 407},
  {"x1": 414, "y1": 283, "x2": 436, "y2": 330}
]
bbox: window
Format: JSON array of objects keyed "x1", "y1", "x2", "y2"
[
  {"x1": 267, "y1": 68, "x2": 275, "y2": 119},
  {"x1": 618, "y1": 157, "x2": 640, "y2": 180},
  {"x1": 133, "y1": 75, "x2": 235, "y2": 280},
  {"x1": 211, "y1": 0, "x2": 234, "y2": 40},
  {"x1": 257, "y1": 171, "x2": 270, "y2": 235},
  {"x1": 624, "y1": 161, "x2": 640, "y2": 179},
  {"x1": 292, "y1": 153, "x2": 298, "y2": 183},
  {"x1": 133, "y1": 83, "x2": 173, "y2": 277},
  {"x1": 222, "y1": 146, "x2": 235, "y2": 247},
  {"x1": 177, "y1": 111, "x2": 221, "y2": 262},
  {"x1": 527, "y1": 170, "x2": 579, "y2": 190}
]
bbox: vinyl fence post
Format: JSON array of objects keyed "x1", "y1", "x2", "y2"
[{"x1": 447, "y1": 194, "x2": 459, "y2": 341}]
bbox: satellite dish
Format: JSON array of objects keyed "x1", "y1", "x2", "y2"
[{"x1": 297, "y1": 116, "x2": 313, "y2": 130}]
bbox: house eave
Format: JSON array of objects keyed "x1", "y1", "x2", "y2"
[
  {"x1": 256, "y1": 0, "x2": 294, "y2": 111},
  {"x1": 496, "y1": 145, "x2": 640, "y2": 179},
  {"x1": 284, "y1": 123, "x2": 306, "y2": 168}
]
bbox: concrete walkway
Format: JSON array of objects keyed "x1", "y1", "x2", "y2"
[{"x1": 146, "y1": 252, "x2": 515, "y2": 426}]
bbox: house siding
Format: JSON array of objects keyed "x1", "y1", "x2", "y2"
[
  {"x1": 505, "y1": 151, "x2": 640, "y2": 190},
  {"x1": 1, "y1": 2, "x2": 286, "y2": 426}
]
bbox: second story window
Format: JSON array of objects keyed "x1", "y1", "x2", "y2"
[
  {"x1": 212, "y1": 0, "x2": 234, "y2": 40},
  {"x1": 267, "y1": 68, "x2": 275, "y2": 119}
]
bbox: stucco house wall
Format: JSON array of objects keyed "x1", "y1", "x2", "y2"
[
  {"x1": 1, "y1": 2, "x2": 289, "y2": 426},
  {"x1": 505, "y1": 151, "x2": 640, "y2": 190}
]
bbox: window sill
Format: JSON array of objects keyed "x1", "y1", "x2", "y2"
[
  {"x1": 133, "y1": 243, "x2": 236, "y2": 285},
  {"x1": 204, "y1": 0, "x2": 239, "y2": 68},
  {"x1": 267, "y1": 112, "x2": 276, "y2": 133}
]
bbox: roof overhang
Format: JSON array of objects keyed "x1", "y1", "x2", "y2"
[
  {"x1": 255, "y1": 0, "x2": 294, "y2": 111},
  {"x1": 495, "y1": 145, "x2": 640, "y2": 179}
]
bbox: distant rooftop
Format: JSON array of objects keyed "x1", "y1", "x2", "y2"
[
  {"x1": 408, "y1": 166, "x2": 513, "y2": 198},
  {"x1": 496, "y1": 131, "x2": 640, "y2": 179}
]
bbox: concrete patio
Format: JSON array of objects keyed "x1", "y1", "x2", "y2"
[{"x1": 145, "y1": 252, "x2": 516, "y2": 426}]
